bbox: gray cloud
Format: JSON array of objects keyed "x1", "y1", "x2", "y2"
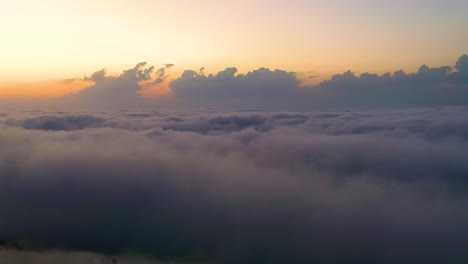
[
  {"x1": 3, "y1": 107, "x2": 468, "y2": 141},
  {"x1": 451, "y1": 54, "x2": 468, "y2": 83},
  {"x1": 144, "y1": 64, "x2": 174, "y2": 87},
  {"x1": 1, "y1": 108, "x2": 468, "y2": 263},
  {"x1": 60, "y1": 63, "x2": 172, "y2": 109},
  {"x1": 170, "y1": 67, "x2": 307, "y2": 109},
  {"x1": 5, "y1": 114, "x2": 106, "y2": 131},
  {"x1": 2, "y1": 56, "x2": 468, "y2": 111},
  {"x1": 168, "y1": 55, "x2": 468, "y2": 109},
  {"x1": 0, "y1": 248, "x2": 184, "y2": 264},
  {"x1": 314, "y1": 56, "x2": 468, "y2": 107}
]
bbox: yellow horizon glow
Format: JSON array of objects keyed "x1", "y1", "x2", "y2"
[{"x1": 0, "y1": 80, "x2": 92, "y2": 99}]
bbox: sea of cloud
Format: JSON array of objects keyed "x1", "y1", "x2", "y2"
[{"x1": 1, "y1": 107, "x2": 468, "y2": 263}]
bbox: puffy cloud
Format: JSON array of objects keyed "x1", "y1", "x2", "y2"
[
  {"x1": 167, "y1": 55, "x2": 468, "y2": 109},
  {"x1": 1, "y1": 108, "x2": 468, "y2": 263},
  {"x1": 455, "y1": 54, "x2": 468, "y2": 72},
  {"x1": 62, "y1": 63, "x2": 172, "y2": 109},
  {"x1": 3, "y1": 56, "x2": 468, "y2": 110},
  {"x1": 451, "y1": 54, "x2": 468, "y2": 83},
  {"x1": 144, "y1": 64, "x2": 174, "y2": 87},
  {"x1": 313, "y1": 55, "x2": 468, "y2": 107},
  {"x1": 170, "y1": 67, "x2": 308, "y2": 109},
  {"x1": 10, "y1": 55, "x2": 464, "y2": 110}
]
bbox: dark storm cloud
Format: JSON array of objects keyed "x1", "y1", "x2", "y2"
[{"x1": 2, "y1": 108, "x2": 468, "y2": 263}]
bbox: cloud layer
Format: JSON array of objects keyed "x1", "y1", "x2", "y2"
[
  {"x1": 0, "y1": 248, "x2": 173, "y2": 264},
  {"x1": 1, "y1": 107, "x2": 468, "y2": 263}
]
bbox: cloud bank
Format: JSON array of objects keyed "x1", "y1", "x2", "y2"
[
  {"x1": 169, "y1": 55, "x2": 468, "y2": 108},
  {"x1": 315, "y1": 55, "x2": 468, "y2": 107},
  {"x1": 11, "y1": 54, "x2": 463, "y2": 110},
  {"x1": 1, "y1": 107, "x2": 468, "y2": 263}
]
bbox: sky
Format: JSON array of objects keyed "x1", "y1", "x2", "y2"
[{"x1": 0, "y1": 0, "x2": 466, "y2": 89}]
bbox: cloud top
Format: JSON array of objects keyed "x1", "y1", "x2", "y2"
[{"x1": 1, "y1": 107, "x2": 468, "y2": 263}]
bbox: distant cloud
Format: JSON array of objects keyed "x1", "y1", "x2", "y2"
[
  {"x1": 314, "y1": 55, "x2": 468, "y2": 107},
  {"x1": 145, "y1": 63, "x2": 174, "y2": 87},
  {"x1": 455, "y1": 54, "x2": 468, "y2": 71},
  {"x1": 6, "y1": 114, "x2": 105, "y2": 131},
  {"x1": 452, "y1": 54, "x2": 468, "y2": 83},
  {"x1": 168, "y1": 55, "x2": 468, "y2": 109},
  {"x1": 62, "y1": 62, "x2": 173, "y2": 109},
  {"x1": 170, "y1": 67, "x2": 307, "y2": 108},
  {"x1": 13, "y1": 54, "x2": 466, "y2": 110}
]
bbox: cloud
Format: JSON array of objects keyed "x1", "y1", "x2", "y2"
[
  {"x1": 9, "y1": 54, "x2": 463, "y2": 110},
  {"x1": 451, "y1": 54, "x2": 468, "y2": 83},
  {"x1": 59, "y1": 63, "x2": 174, "y2": 109},
  {"x1": 5, "y1": 114, "x2": 105, "y2": 131},
  {"x1": 63, "y1": 62, "x2": 152, "y2": 108},
  {"x1": 0, "y1": 248, "x2": 181, "y2": 264},
  {"x1": 3, "y1": 107, "x2": 468, "y2": 141},
  {"x1": 170, "y1": 67, "x2": 307, "y2": 109},
  {"x1": 167, "y1": 55, "x2": 468, "y2": 109},
  {"x1": 313, "y1": 55, "x2": 468, "y2": 107},
  {"x1": 144, "y1": 64, "x2": 175, "y2": 87},
  {"x1": 455, "y1": 54, "x2": 468, "y2": 72},
  {"x1": 1, "y1": 108, "x2": 468, "y2": 263},
  {"x1": 2, "y1": 55, "x2": 468, "y2": 110}
]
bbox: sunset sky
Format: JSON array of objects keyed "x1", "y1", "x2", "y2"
[{"x1": 0, "y1": 0, "x2": 467, "y2": 98}]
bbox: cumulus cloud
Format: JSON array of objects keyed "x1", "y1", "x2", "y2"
[
  {"x1": 170, "y1": 67, "x2": 308, "y2": 109},
  {"x1": 451, "y1": 54, "x2": 468, "y2": 83},
  {"x1": 314, "y1": 56, "x2": 468, "y2": 107},
  {"x1": 13, "y1": 54, "x2": 463, "y2": 110},
  {"x1": 1, "y1": 108, "x2": 468, "y2": 263},
  {"x1": 167, "y1": 55, "x2": 468, "y2": 109},
  {"x1": 60, "y1": 62, "x2": 173, "y2": 109},
  {"x1": 144, "y1": 64, "x2": 174, "y2": 87}
]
